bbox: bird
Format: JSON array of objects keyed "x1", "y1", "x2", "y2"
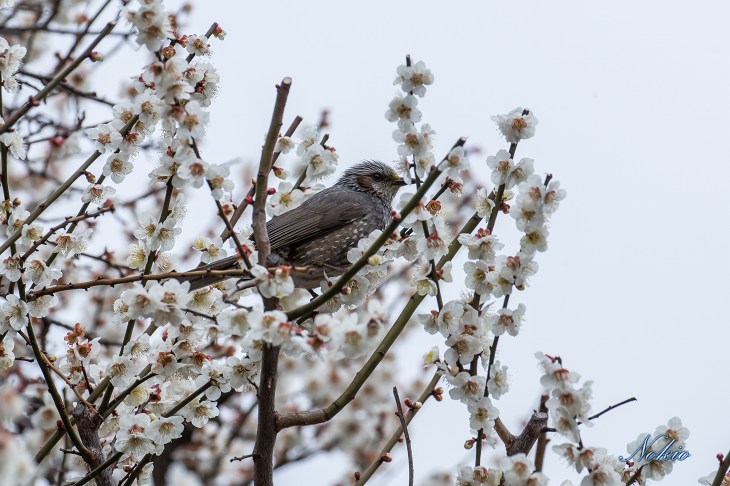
[{"x1": 185, "y1": 160, "x2": 407, "y2": 291}]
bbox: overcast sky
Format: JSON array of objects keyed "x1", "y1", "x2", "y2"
[{"x1": 107, "y1": 1, "x2": 730, "y2": 484}]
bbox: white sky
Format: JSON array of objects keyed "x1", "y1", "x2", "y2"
[{"x1": 96, "y1": 1, "x2": 730, "y2": 484}]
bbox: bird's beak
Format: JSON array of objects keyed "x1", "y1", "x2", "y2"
[{"x1": 393, "y1": 177, "x2": 407, "y2": 187}]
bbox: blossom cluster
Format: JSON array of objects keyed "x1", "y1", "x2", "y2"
[{"x1": 544, "y1": 354, "x2": 690, "y2": 485}]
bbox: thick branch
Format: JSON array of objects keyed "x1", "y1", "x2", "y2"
[
  {"x1": 251, "y1": 77, "x2": 291, "y2": 486},
  {"x1": 253, "y1": 77, "x2": 291, "y2": 264},
  {"x1": 534, "y1": 394, "x2": 549, "y2": 472},
  {"x1": 72, "y1": 404, "x2": 113, "y2": 486},
  {"x1": 504, "y1": 412, "x2": 548, "y2": 456}
]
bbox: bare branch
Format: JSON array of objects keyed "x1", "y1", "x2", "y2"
[
  {"x1": 25, "y1": 268, "x2": 250, "y2": 300},
  {"x1": 355, "y1": 373, "x2": 441, "y2": 485},
  {"x1": 251, "y1": 76, "x2": 292, "y2": 486},
  {"x1": 393, "y1": 387, "x2": 414, "y2": 486},
  {"x1": 534, "y1": 395, "x2": 549, "y2": 472},
  {"x1": 72, "y1": 404, "x2": 113, "y2": 486},
  {"x1": 504, "y1": 412, "x2": 549, "y2": 456}
]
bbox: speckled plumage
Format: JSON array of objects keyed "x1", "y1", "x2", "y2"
[{"x1": 186, "y1": 160, "x2": 405, "y2": 290}]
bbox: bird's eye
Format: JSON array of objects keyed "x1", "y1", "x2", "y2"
[{"x1": 372, "y1": 173, "x2": 384, "y2": 181}]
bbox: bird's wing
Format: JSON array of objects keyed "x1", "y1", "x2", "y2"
[{"x1": 266, "y1": 189, "x2": 369, "y2": 251}]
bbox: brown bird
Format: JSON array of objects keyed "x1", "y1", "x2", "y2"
[{"x1": 186, "y1": 160, "x2": 407, "y2": 290}]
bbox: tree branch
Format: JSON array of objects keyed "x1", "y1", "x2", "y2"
[
  {"x1": 251, "y1": 76, "x2": 291, "y2": 486},
  {"x1": 25, "y1": 268, "x2": 250, "y2": 300},
  {"x1": 392, "y1": 386, "x2": 414, "y2": 486},
  {"x1": 72, "y1": 404, "x2": 113, "y2": 486},
  {"x1": 712, "y1": 449, "x2": 730, "y2": 486},
  {"x1": 504, "y1": 412, "x2": 549, "y2": 456},
  {"x1": 355, "y1": 372, "x2": 442, "y2": 485}
]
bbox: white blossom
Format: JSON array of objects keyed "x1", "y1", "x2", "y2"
[
  {"x1": 0, "y1": 132, "x2": 26, "y2": 159},
  {"x1": 491, "y1": 108, "x2": 538, "y2": 144},
  {"x1": 499, "y1": 453, "x2": 534, "y2": 486},
  {"x1": 81, "y1": 183, "x2": 116, "y2": 204},
  {"x1": 116, "y1": 413, "x2": 156, "y2": 460},
  {"x1": 206, "y1": 164, "x2": 234, "y2": 200},
  {"x1": 487, "y1": 304, "x2": 526, "y2": 337},
  {"x1": 394, "y1": 60, "x2": 434, "y2": 97},
  {"x1": 251, "y1": 264, "x2": 295, "y2": 299},
  {"x1": 185, "y1": 34, "x2": 210, "y2": 56},
  {"x1": 53, "y1": 228, "x2": 92, "y2": 258},
  {"x1": 456, "y1": 465, "x2": 502, "y2": 486},
  {"x1": 86, "y1": 123, "x2": 122, "y2": 152},
  {"x1": 487, "y1": 361, "x2": 509, "y2": 399},
  {"x1": 106, "y1": 355, "x2": 143, "y2": 389},
  {"x1": 192, "y1": 235, "x2": 227, "y2": 263},
  {"x1": 458, "y1": 228, "x2": 502, "y2": 262},
  {"x1": 0, "y1": 334, "x2": 15, "y2": 370},
  {"x1": 0, "y1": 254, "x2": 21, "y2": 282},
  {"x1": 385, "y1": 93, "x2": 422, "y2": 131},
  {"x1": 28, "y1": 294, "x2": 58, "y2": 318},
  {"x1": 438, "y1": 146, "x2": 469, "y2": 177},
  {"x1": 0, "y1": 295, "x2": 28, "y2": 333},
  {"x1": 447, "y1": 371, "x2": 486, "y2": 404},
  {"x1": 183, "y1": 398, "x2": 220, "y2": 428},
  {"x1": 103, "y1": 153, "x2": 134, "y2": 183},
  {"x1": 267, "y1": 182, "x2": 304, "y2": 216}
]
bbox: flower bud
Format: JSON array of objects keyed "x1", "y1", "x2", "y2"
[{"x1": 367, "y1": 255, "x2": 383, "y2": 266}]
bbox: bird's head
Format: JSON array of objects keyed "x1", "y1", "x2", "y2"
[{"x1": 337, "y1": 160, "x2": 407, "y2": 203}]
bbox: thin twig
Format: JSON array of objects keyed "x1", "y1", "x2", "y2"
[
  {"x1": 26, "y1": 268, "x2": 250, "y2": 300},
  {"x1": 230, "y1": 454, "x2": 254, "y2": 463},
  {"x1": 20, "y1": 205, "x2": 115, "y2": 261},
  {"x1": 355, "y1": 373, "x2": 441, "y2": 485},
  {"x1": 586, "y1": 397, "x2": 637, "y2": 422},
  {"x1": 392, "y1": 387, "x2": 414, "y2": 486}
]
